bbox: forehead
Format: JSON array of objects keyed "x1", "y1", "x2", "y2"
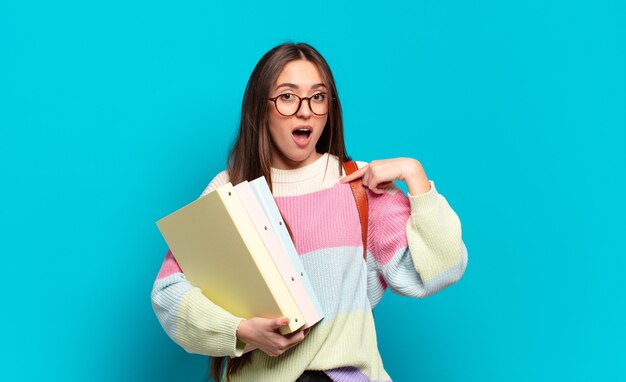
[{"x1": 275, "y1": 59, "x2": 324, "y2": 87}]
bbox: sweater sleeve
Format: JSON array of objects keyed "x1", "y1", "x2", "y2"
[
  {"x1": 366, "y1": 181, "x2": 468, "y2": 306},
  {"x1": 151, "y1": 170, "x2": 247, "y2": 357}
]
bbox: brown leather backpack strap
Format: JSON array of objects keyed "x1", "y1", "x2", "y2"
[{"x1": 343, "y1": 161, "x2": 369, "y2": 261}]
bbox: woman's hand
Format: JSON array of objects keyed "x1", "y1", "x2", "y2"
[
  {"x1": 339, "y1": 158, "x2": 431, "y2": 196},
  {"x1": 236, "y1": 317, "x2": 310, "y2": 357}
]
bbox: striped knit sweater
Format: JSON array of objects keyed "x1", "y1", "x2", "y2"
[{"x1": 152, "y1": 153, "x2": 468, "y2": 381}]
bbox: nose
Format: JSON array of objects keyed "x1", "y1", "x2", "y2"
[{"x1": 296, "y1": 97, "x2": 312, "y2": 118}]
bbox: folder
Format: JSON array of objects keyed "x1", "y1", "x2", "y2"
[
  {"x1": 156, "y1": 182, "x2": 304, "y2": 335},
  {"x1": 248, "y1": 177, "x2": 324, "y2": 322},
  {"x1": 234, "y1": 180, "x2": 323, "y2": 328}
]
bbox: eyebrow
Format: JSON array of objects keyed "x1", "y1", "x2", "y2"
[{"x1": 274, "y1": 82, "x2": 327, "y2": 91}]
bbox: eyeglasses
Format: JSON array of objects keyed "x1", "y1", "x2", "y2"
[{"x1": 268, "y1": 92, "x2": 330, "y2": 116}]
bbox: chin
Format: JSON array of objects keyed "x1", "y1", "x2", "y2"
[
  {"x1": 284, "y1": 150, "x2": 317, "y2": 166},
  {"x1": 289, "y1": 153, "x2": 313, "y2": 163}
]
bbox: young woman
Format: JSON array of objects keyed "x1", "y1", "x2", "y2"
[{"x1": 152, "y1": 42, "x2": 468, "y2": 382}]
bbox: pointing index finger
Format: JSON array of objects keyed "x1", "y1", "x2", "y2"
[{"x1": 339, "y1": 164, "x2": 368, "y2": 184}]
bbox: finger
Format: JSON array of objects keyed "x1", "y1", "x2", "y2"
[
  {"x1": 285, "y1": 330, "x2": 305, "y2": 341},
  {"x1": 271, "y1": 317, "x2": 290, "y2": 330},
  {"x1": 284, "y1": 331, "x2": 306, "y2": 346},
  {"x1": 282, "y1": 328, "x2": 303, "y2": 344},
  {"x1": 339, "y1": 165, "x2": 368, "y2": 184},
  {"x1": 284, "y1": 327, "x2": 306, "y2": 339},
  {"x1": 368, "y1": 185, "x2": 385, "y2": 194},
  {"x1": 270, "y1": 337, "x2": 294, "y2": 357},
  {"x1": 372, "y1": 181, "x2": 393, "y2": 194}
]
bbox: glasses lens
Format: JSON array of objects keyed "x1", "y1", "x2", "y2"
[
  {"x1": 276, "y1": 94, "x2": 299, "y2": 116},
  {"x1": 309, "y1": 93, "x2": 328, "y2": 115}
]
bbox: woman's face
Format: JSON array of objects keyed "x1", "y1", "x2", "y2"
[{"x1": 267, "y1": 59, "x2": 328, "y2": 170}]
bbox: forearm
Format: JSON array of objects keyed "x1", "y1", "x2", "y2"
[
  {"x1": 370, "y1": 181, "x2": 467, "y2": 298},
  {"x1": 405, "y1": 181, "x2": 467, "y2": 291},
  {"x1": 404, "y1": 160, "x2": 432, "y2": 196},
  {"x1": 152, "y1": 265, "x2": 246, "y2": 357}
]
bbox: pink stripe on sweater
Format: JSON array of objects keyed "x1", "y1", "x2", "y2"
[
  {"x1": 275, "y1": 184, "x2": 362, "y2": 255},
  {"x1": 156, "y1": 250, "x2": 182, "y2": 280},
  {"x1": 366, "y1": 187, "x2": 411, "y2": 265}
]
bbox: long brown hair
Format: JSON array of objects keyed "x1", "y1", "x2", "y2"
[{"x1": 210, "y1": 43, "x2": 349, "y2": 381}]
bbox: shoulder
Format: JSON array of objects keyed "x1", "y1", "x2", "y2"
[
  {"x1": 199, "y1": 170, "x2": 230, "y2": 197},
  {"x1": 355, "y1": 160, "x2": 368, "y2": 170},
  {"x1": 338, "y1": 156, "x2": 369, "y2": 176}
]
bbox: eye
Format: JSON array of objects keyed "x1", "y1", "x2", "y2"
[
  {"x1": 311, "y1": 92, "x2": 327, "y2": 102},
  {"x1": 279, "y1": 93, "x2": 297, "y2": 102}
]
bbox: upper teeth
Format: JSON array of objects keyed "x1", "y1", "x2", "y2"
[{"x1": 296, "y1": 129, "x2": 310, "y2": 132}]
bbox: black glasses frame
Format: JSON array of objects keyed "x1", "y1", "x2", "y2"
[{"x1": 268, "y1": 93, "x2": 330, "y2": 117}]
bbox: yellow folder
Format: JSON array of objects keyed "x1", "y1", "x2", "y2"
[{"x1": 156, "y1": 182, "x2": 305, "y2": 335}]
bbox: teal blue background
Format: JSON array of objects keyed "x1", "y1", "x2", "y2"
[{"x1": 1, "y1": 0, "x2": 625, "y2": 381}]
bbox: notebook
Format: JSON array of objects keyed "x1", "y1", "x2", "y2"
[{"x1": 156, "y1": 182, "x2": 304, "y2": 334}]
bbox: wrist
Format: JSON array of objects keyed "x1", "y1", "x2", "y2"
[
  {"x1": 236, "y1": 319, "x2": 251, "y2": 341},
  {"x1": 406, "y1": 178, "x2": 431, "y2": 196},
  {"x1": 403, "y1": 159, "x2": 430, "y2": 195}
]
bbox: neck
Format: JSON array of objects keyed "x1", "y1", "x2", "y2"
[{"x1": 271, "y1": 151, "x2": 324, "y2": 170}]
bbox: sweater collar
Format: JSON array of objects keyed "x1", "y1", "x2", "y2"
[{"x1": 270, "y1": 153, "x2": 337, "y2": 184}]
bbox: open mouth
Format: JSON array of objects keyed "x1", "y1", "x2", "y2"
[{"x1": 292, "y1": 127, "x2": 312, "y2": 143}]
